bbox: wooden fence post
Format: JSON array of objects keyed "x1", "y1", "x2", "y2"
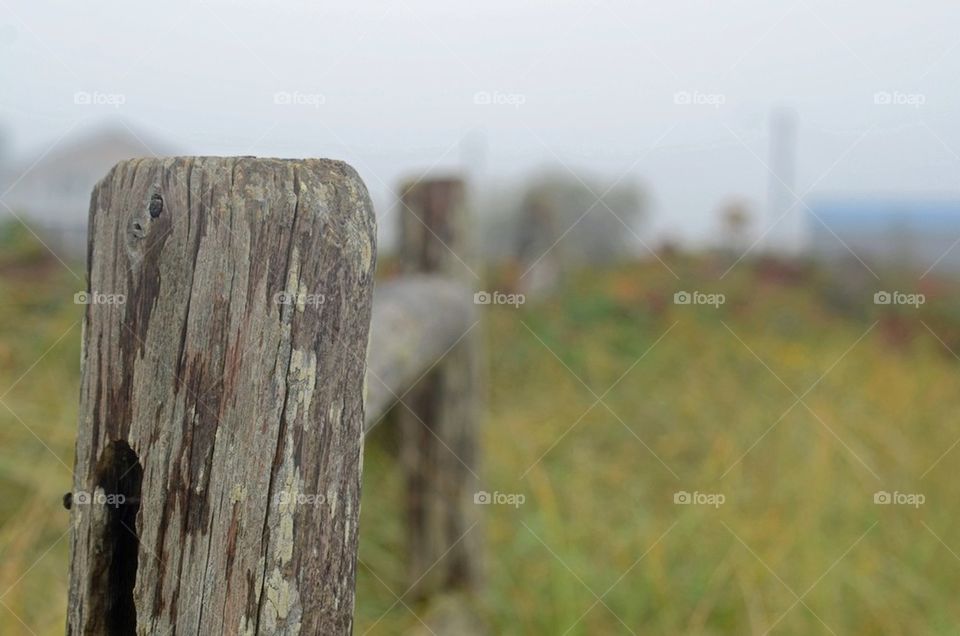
[
  {"x1": 67, "y1": 157, "x2": 376, "y2": 635},
  {"x1": 396, "y1": 177, "x2": 481, "y2": 601}
]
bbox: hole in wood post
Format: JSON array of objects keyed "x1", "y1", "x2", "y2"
[
  {"x1": 91, "y1": 440, "x2": 143, "y2": 635},
  {"x1": 148, "y1": 193, "x2": 163, "y2": 218}
]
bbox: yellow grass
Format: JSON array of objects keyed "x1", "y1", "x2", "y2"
[{"x1": 2, "y1": 247, "x2": 960, "y2": 634}]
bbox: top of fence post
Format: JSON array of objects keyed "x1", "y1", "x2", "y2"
[
  {"x1": 398, "y1": 177, "x2": 472, "y2": 279},
  {"x1": 67, "y1": 156, "x2": 376, "y2": 635}
]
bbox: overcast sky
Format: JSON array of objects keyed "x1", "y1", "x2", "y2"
[{"x1": 2, "y1": 0, "x2": 960, "y2": 246}]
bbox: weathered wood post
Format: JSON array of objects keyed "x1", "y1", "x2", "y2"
[
  {"x1": 67, "y1": 157, "x2": 376, "y2": 635},
  {"x1": 396, "y1": 177, "x2": 481, "y2": 600}
]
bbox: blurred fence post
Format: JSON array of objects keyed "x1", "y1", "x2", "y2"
[
  {"x1": 66, "y1": 157, "x2": 376, "y2": 635},
  {"x1": 396, "y1": 177, "x2": 482, "y2": 600}
]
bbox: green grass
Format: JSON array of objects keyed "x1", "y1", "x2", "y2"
[
  {"x1": 2, "y1": 236, "x2": 960, "y2": 634},
  {"x1": 358, "y1": 257, "x2": 960, "y2": 635},
  {"x1": 0, "y1": 259, "x2": 82, "y2": 635}
]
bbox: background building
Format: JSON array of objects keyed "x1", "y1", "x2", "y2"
[
  {"x1": 1, "y1": 125, "x2": 173, "y2": 258},
  {"x1": 807, "y1": 198, "x2": 960, "y2": 274}
]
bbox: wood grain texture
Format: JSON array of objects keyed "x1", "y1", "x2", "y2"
[
  {"x1": 395, "y1": 178, "x2": 482, "y2": 600},
  {"x1": 365, "y1": 276, "x2": 475, "y2": 429},
  {"x1": 398, "y1": 178, "x2": 470, "y2": 278},
  {"x1": 67, "y1": 157, "x2": 376, "y2": 635}
]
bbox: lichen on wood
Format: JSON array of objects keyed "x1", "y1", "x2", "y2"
[{"x1": 67, "y1": 157, "x2": 376, "y2": 635}]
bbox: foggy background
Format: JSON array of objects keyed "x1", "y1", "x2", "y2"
[
  {"x1": 7, "y1": 3, "x2": 960, "y2": 634},
  {"x1": 3, "y1": 0, "x2": 960, "y2": 254}
]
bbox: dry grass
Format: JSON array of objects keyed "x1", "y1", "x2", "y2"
[
  {"x1": 360, "y1": 256, "x2": 960, "y2": 635},
  {"x1": 1, "y1": 242, "x2": 960, "y2": 634}
]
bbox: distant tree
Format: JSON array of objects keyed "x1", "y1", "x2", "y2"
[{"x1": 514, "y1": 170, "x2": 646, "y2": 267}]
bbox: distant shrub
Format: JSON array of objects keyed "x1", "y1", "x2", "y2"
[{"x1": 0, "y1": 218, "x2": 48, "y2": 268}]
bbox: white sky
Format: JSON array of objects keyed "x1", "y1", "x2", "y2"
[{"x1": 2, "y1": 0, "x2": 960, "y2": 246}]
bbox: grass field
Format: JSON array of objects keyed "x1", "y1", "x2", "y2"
[{"x1": 2, "y1": 223, "x2": 960, "y2": 634}]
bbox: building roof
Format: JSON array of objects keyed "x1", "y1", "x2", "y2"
[
  {"x1": 1, "y1": 122, "x2": 176, "y2": 226},
  {"x1": 809, "y1": 198, "x2": 960, "y2": 231}
]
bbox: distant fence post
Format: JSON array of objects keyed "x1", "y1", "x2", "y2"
[
  {"x1": 67, "y1": 157, "x2": 376, "y2": 635},
  {"x1": 396, "y1": 177, "x2": 481, "y2": 600}
]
